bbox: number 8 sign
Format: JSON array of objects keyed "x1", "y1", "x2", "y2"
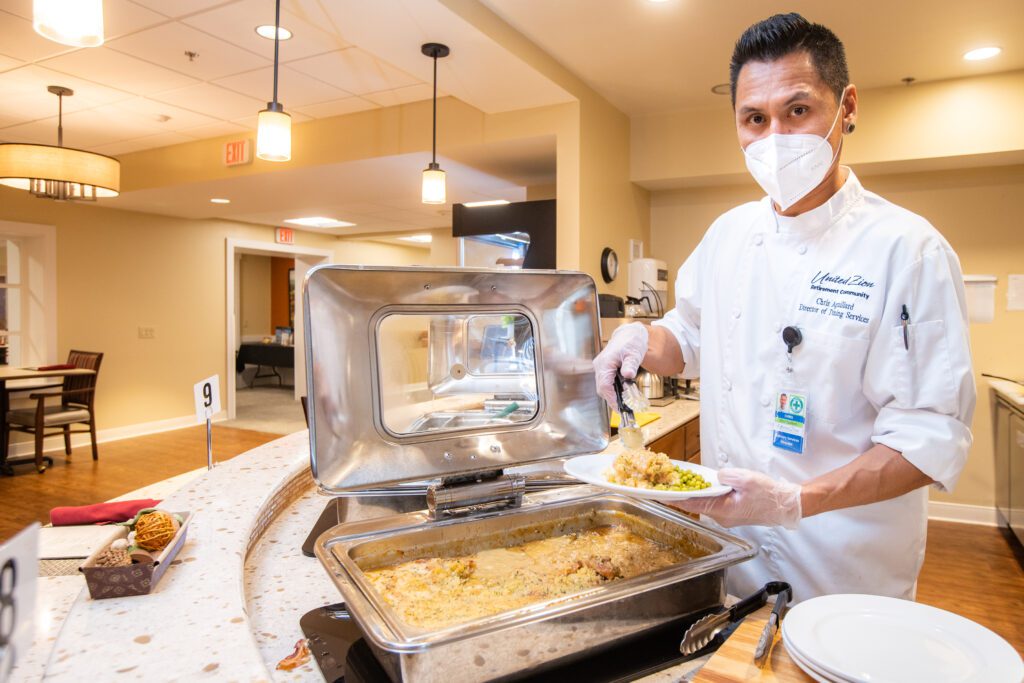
[{"x1": 0, "y1": 523, "x2": 38, "y2": 680}]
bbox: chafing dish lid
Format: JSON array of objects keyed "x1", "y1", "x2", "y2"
[{"x1": 304, "y1": 266, "x2": 608, "y2": 492}]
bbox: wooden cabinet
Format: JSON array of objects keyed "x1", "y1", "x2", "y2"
[{"x1": 648, "y1": 416, "x2": 700, "y2": 464}]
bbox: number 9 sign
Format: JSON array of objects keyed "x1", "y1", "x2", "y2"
[{"x1": 193, "y1": 375, "x2": 222, "y2": 423}]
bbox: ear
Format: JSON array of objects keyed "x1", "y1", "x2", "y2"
[{"x1": 842, "y1": 84, "x2": 859, "y2": 134}]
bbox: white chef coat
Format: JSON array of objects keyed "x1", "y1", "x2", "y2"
[{"x1": 653, "y1": 169, "x2": 975, "y2": 603}]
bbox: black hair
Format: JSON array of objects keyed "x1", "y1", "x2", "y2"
[{"x1": 729, "y1": 13, "x2": 849, "y2": 106}]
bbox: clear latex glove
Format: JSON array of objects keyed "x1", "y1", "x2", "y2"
[
  {"x1": 672, "y1": 468, "x2": 803, "y2": 530},
  {"x1": 593, "y1": 322, "x2": 649, "y2": 409}
]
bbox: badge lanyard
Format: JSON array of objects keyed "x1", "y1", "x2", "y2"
[{"x1": 771, "y1": 204, "x2": 813, "y2": 454}]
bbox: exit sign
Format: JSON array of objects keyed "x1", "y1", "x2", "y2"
[
  {"x1": 223, "y1": 139, "x2": 252, "y2": 166},
  {"x1": 275, "y1": 227, "x2": 294, "y2": 244}
]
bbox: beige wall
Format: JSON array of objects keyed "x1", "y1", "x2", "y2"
[
  {"x1": 649, "y1": 164, "x2": 1024, "y2": 508},
  {"x1": 0, "y1": 187, "x2": 338, "y2": 435},
  {"x1": 239, "y1": 254, "x2": 271, "y2": 338},
  {"x1": 334, "y1": 238, "x2": 430, "y2": 267},
  {"x1": 633, "y1": 70, "x2": 1024, "y2": 187}
]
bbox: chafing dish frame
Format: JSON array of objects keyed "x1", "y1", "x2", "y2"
[{"x1": 315, "y1": 486, "x2": 755, "y2": 682}]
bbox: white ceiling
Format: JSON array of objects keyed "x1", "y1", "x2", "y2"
[
  {"x1": 0, "y1": 0, "x2": 573, "y2": 155},
  {"x1": 481, "y1": 0, "x2": 1024, "y2": 116},
  {"x1": 106, "y1": 151, "x2": 528, "y2": 236}
]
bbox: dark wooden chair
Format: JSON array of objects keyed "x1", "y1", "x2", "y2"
[{"x1": 6, "y1": 350, "x2": 103, "y2": 473}]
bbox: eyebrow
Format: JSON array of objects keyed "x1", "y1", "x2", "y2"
[
  {"x1": 783, "y1": 90, "x2": 812, "y2": 106},
  {"x1": 738, "y1": 90, "x2": 813, "y2": 115}
]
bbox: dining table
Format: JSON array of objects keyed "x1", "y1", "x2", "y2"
[{"x1": 0, "y1": 365, "x2": 96, "y2": 475}]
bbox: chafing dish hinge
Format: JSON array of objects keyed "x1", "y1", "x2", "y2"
[{"x1": 427, "y1": 472, "x2": 526, "y2": 519}]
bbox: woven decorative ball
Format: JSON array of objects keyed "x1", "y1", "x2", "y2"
[{"x1": 134, "y1": 510, "x2": 180, "y2": 551}]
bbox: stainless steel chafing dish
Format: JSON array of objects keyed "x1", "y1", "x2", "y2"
[{"x1": 304, "y1": 266, "x2": 754, "y2": 682}]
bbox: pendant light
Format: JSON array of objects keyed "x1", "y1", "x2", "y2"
[
  {"x1": 421, "y1": 42, "x2": 449, "y2": 205},
  {"x1": 0, "y1": 86, "x2": 119, "y2": 201},
  {"x1": 33, "y1": 0, "x2": 104, "y2": 47},
  {"x1": 256, "y1": 0, "x2": 291, "y2": 162}
]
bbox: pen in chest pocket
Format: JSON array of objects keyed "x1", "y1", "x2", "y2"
[{"x1": 900, "y1": 305, "x2": 910, "y2": 350}]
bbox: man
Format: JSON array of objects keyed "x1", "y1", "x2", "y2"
[{"x1": 594, "y1": 13, "x2": 975, "y2": 602}]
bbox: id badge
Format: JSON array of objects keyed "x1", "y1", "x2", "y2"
[{"x1": 773, "y1": 390, "x2": 808, "y2": 454}]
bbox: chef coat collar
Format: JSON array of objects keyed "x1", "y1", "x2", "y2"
[{"x1": 770, "y1": 167, "x2": 864, "y2": 235}]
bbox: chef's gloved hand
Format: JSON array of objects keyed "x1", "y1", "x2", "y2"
[
  {"x1": 671, "y1": 468, "x2": 802, "y2": 530},
  {"x1": 593, "y1": 322, "x2": 649, "y2": 409}
]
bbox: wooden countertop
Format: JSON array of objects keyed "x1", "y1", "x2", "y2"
[{"x1": 694, "y1": 604, "x2": 812, "y2": 682}]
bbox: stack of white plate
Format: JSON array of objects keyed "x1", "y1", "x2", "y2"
[{"x1": 781, "y1": 594, "x2": 1023, "y2": 683}]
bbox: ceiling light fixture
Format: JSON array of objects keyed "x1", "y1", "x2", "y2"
[
  {"x1": 399, "y1": 234, "x2": 433, "y2": 243},
  {"x1": 963, "y1": 46, "x2": 1001, "y2": 61},
  {"x1": 255, "y1": 24, "x2": 292, "y2": 40},
  {"x1": 33, "y1": 0, "x2": 104, "y2": 47},
  {"x1": 0, "y1": 86, "x2": 119, "y2": 201},
  {"x1": 210, "y1": 198, "x2": 231, "y2": 204},
  {"x1": 463, "y1": 199, "x2": 510, "y2": 208},
  {"x1": 283, "y1": 217, "x2": 355, "y2": 229},
  {"x1": 256, "y1": 0, "x2": 291, "y2": 162},
  {"x1": 421, "y1": 42, "x2": 450, "y2": 205},
  {"x1": 710, "y1": 83, "x2": 730, "y2": 95}
]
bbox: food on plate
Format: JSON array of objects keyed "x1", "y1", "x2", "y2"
[
  {"x1": 607, "y1": 449, "x2": 711, "y2": 491},
  {"x1": 362, "y1": 522, "x2": 690, "y2": 629}
]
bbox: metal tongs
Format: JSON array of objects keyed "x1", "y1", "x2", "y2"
[
  {"x1": 679, "y1": 581, "x2": 793, "y2": 663},
  {"x1": 614, "y1": 373, "x2": 649, "y2": 449}
]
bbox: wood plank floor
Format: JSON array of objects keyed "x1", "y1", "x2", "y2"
[
  {"x1": 1, "y1": 426, "x2": 1021, "y2": 655},
  {"x1": 0, "y1": 425, "x2": 278, "y2": 541}
]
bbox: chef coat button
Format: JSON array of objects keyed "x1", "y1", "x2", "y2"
[
  {"x1": 732, "y1": 309, "x2": 741, "y2": 319},
  {"x1": 720, "y1": 452, "x2": 729, "y2": 464},
  {"x1": 724, "y1": 378, "x2": 732, "y2": 391},
  {"x1": 761, "y1": 396, "x2": 770, "y2": 407},
  {"x1": 753, "y1": 234, "x2": 763, "y2": 246},
  {"x1": 798, "y1": 244, "x2": 808, "y2": 255}
]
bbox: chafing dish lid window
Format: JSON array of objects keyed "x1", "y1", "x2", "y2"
[
  {"x1": 304, "y1": 267, "x2": 608, "y2": 492},
  {"x1": 378, "y1": 311, "x2": 540, "y2": 437}
]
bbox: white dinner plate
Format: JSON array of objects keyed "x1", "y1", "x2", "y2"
[
  {"x1": 782, "y1": 594, "x2": 1024, "y2": 683},
  {"x1": 786, "y1": 644, "x2": 846, "y2": 683},
  {"x1": 562, "y1": 453, "x2": 732, "y2": 501}
]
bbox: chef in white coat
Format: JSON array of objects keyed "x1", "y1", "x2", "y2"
[{"x1": 594, "y1": 13, "x2": 975, "y2": 602}]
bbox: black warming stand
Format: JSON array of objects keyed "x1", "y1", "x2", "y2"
[{"x1": 300, "y1": 602, "x2": 723, "y2": 683}]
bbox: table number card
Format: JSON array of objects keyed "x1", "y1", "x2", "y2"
[
  {"x1": 193, "y1": 375, "x2": 221, "y2": 424},
  {"x1": 0, "y1": 523, "x2": 39, "y2": 683}
]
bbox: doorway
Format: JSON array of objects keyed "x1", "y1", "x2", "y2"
[{"x1": 224, "y1": 238, "x2": 331, "y2": 424}]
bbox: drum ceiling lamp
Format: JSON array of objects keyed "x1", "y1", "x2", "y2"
[
  {"x1": 0, "y1": 86, "x2": 120, "y2": 201},
  {"x1": 33, "y1": 0, "x2": 104, "y2": 47},
  {"x1": 421, "y1": 42, "x2": 449, "y2": 205},
  {"x1": 256, "y1": 0, "x2": 291, "y2": 162}
]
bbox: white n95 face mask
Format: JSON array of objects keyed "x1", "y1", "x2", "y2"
[{"x1": 742, "y1": 93, "x2": 847, "y2": 211}]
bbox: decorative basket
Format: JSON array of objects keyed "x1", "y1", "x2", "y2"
[{"x1": 79, "y1": 511, "x2": 192, "y2": 599}]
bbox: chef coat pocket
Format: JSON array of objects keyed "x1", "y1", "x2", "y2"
[
  {"x1": 889, "y1": 320, "x2": 958, "y2": 414},
  {"x1": 800, "y1": 328, "x2": 870, "y2": 424}
]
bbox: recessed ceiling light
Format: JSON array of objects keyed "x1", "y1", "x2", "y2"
[
  {"x1": 255, "y1": 25, "x2": 292, "y2": 40},
  {"x1": 462, "y1": 199, "x2": 511, "y2": 208},
  {"x1": 963, "y1": 46, "x2": 1001, "y2": 61},
  {"x1": 210, "y1": 197, "x2": 230, "y2": 204},
  {"x1": 283, "y1": 216, "x2": 355, "y2": 229},
  {"x1": 710, "y1": 83, "x2": 730, "y2": 95},
  {"x1": 399, "y1": 234, "x2": 433, "y2": 243}
]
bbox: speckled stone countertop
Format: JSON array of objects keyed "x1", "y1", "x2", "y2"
[
  {"x1": 21, "y1": 400, "x2": 704, "y2": 682},
  {"x1": 990, "y1": 378, "x2": 1024, "y2": 408}
]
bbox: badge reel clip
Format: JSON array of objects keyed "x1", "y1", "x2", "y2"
[{"x1": 782, "y1": 326, "x2": 802, "y2": 373}]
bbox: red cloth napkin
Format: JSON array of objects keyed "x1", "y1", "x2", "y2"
[
  {"x1": 37, "y1": 364, "x2": 76, "y2": 371},
  {"x1": 50, "y1": 498, "x2": 161, "y2": 526}
]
